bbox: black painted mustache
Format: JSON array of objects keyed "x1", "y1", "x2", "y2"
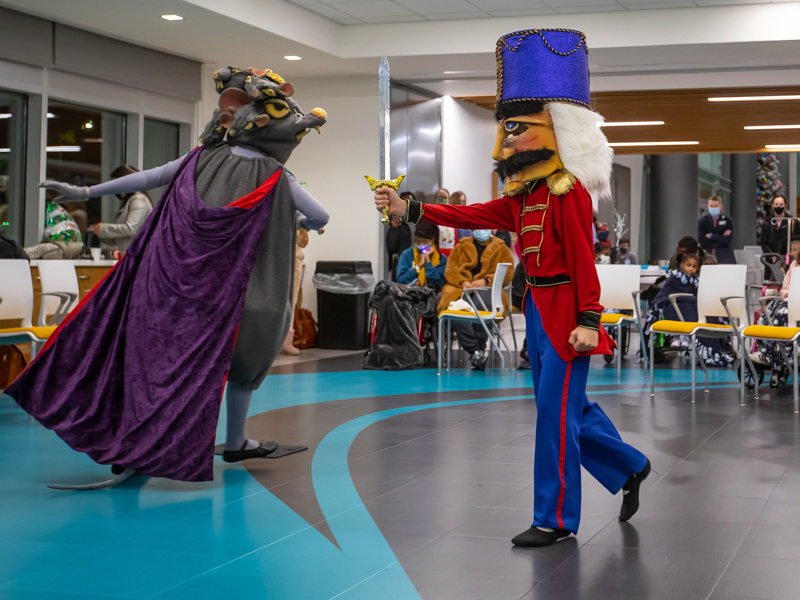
[{"x1": 494, "y1": 149, "x2": 556, "y2": 180}]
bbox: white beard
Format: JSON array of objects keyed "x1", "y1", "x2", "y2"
[{"x1": 547, "y1": 102, "x2": 613, "y2": 208}]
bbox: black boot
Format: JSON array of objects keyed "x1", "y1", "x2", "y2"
[
  {"x1": 619, "y1": 458, "x2": 651, "y2": 522},
  {"x1": 512, "y1": 526, "x2": 572, "y2": 547},
  {"x1": 223, "y1": 440, "x2": 279, "y2": 463}
]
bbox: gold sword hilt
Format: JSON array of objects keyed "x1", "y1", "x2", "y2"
[{"x1": 365, "y1": 175, "x2": 406, "y2": 225}]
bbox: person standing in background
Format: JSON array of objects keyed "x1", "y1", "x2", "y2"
[
  {"x1": 386, "y1": 194, "x2": 413, "y2": 278},
  {"x1": 761, "y1": 194, "x2": 797, "y2": 258},
  {"x1": 450, "y1": 190, "x2": 473, "y2": 241},
  {"x1": 615, "y1": 237, "x2": 638, "y2": 264},
  {"x1": 435, "y1": 188, "x2": 457, "y2": 257},
  {"x1": 698, "y1": 195, "x2": 735, "y2": 264},
  {"x1": 89, "y1": 165, "x2": 154, "y2": 255}
]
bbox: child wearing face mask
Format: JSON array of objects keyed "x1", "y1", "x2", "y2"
[{"x1": 396, "y1": 222, "x2": 446, "y2": 288}]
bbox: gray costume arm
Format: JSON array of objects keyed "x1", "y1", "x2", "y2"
[
  {"x1": 89, "y1": 156, "x2": 185, "y2": 197},
  {"x1": 285, "y1": 170, "x2": 329, "y2": 231}
]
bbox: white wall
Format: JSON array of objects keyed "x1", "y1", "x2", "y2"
[
  {"x1": 612, "y1": 154, "x2": 645, "y2": 260},
  {"x1": 442, "y1": 96, "x2": 497, "y2": 205},
  {"x1": 198, "y1": 72, "x2": 380, "y2": 318}
]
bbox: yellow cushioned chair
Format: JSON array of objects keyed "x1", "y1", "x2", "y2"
[
  {"x1": 742, "y1": 266, "x2": 800, "y2": 413},
  {"x1": 438, "y1": 262, "x2": 512, "y2": 374},
  {"x1": 648, "y1": 265, "x2": 757, "y2": 404}
]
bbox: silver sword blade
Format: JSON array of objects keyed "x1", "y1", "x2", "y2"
[{"x1": 379, "y1": 56, "x2": 390, "y2": 181}]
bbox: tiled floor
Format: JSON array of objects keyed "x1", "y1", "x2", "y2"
[{"x1": 2, "y1": 345, "x2": 800, "y2": 600}]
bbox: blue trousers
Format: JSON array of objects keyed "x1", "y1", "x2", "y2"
[{"x1": 526, "y1": 294, "x2": 647, "y2": 533}]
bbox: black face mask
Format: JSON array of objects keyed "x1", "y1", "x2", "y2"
[
  {"x1": 494, "y1": 149, "x2": 556, "y2": 181},
  {"x1": 774, "y1": 206, "x2": 785, "y2": 215}
]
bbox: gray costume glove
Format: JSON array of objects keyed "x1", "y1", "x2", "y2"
[{"x1": 39, "y1": 181, "x2": 91, "y2": 203}]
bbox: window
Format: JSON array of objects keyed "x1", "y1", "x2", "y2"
[
  {"x1": 45, "y1": 101, "x2": 125, "y2": 237},
  {"x1": 143, "y1": 117, "x2": 181, "y2": 203},
  {"x1": 0, "y1": 90, "x2": 26, "y2": 242}
]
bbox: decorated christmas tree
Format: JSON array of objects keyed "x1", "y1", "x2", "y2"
[{"x1": 756, "y1": 152, "x2": 786, "y2": 244}]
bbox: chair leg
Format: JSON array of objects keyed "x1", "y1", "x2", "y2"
[
  {"x1": 447, "y1": 319, "x2": 452, "y2": 371},
  {"x1": 794, "y1": 340, "x2": 799, "y2": 414},
  {"x1": 616, "y1": 324, "x2": 622, "y2": 383},
  {"x1": 740, "y1": 337, "x2": 746, "y2": 406},
  {"x1": 695, "y1": 340, "x2": 709, "y2": 394},
  {"x1": 741, "y1": 336, "x2": 760, "y2": 402},
  {"x1": 691, "y1": 334, "x2": 696, "y2": 403},
  {"x1": 650, "y1": 334, "x2": 655, "y2": 398},
  {"x1": 438, "y1": 317, "x2": 443, "y2": 376}
]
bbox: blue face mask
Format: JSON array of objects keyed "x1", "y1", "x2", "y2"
[
  {"x1": 473, "y1": 230, "x2": 492, "y2": 242},
  {"x1": 709, "y1": 207, "x2": 720, "y2": 216}
]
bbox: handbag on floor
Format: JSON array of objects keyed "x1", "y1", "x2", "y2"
[{"x1": 293, "y1": 288, "x2": 318, "y2": 349}]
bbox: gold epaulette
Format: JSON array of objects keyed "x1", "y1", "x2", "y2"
[{"x1": 546, "y1": 170, "x2": 576, "y2": 195}]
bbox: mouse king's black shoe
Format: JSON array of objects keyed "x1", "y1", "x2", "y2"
[
  {"x1": 223, "y1": 441, "x2": 279, "y2": 463},
  {"x1": 619, "y1": 458, "x2": 651, "y2": 522},
  {"x1": 511, "y1": 527, "x2": 572, "y2": 547}
]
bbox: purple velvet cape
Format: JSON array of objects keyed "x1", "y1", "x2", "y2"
[{"x1": 6, "y1": 147, "x2": 281, "y2": 481}]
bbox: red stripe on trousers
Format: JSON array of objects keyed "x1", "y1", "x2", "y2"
[{"x1": 556, "y1": 361, "x2": 572, "y2": 529}]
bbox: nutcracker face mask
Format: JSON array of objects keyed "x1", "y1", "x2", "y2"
[
  {"x1": 492, "y1": 105, "x2": 563, "y2": 196},
  {"x1": 493, "y1": 29, "x2": 613, "y2": 200}
]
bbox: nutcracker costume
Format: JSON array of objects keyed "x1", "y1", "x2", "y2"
[{"x1": 401, "y1": 29, "x2": 649, "y2": 546}]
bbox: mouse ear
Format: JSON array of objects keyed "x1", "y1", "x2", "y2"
[
  {"x1": 279, "y1": 82, "x2": 295, "y2": 97},
  {"x1": 218, "y1": 88, "x2": 252, "y2": 129}
]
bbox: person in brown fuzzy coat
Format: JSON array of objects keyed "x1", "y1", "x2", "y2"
[{"x1": 439, "y1": 230, "x2": 514, "y2": 370}]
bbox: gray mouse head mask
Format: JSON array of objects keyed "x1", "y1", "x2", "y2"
[{"x1": 199, "y1": 66, "x2": 327, "y2": 165}]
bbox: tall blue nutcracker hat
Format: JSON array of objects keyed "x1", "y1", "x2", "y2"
[{"x1": 495, "y1": 28, "x2": 590, "y2": 119}]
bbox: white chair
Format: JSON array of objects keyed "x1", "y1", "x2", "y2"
[
  {"x1": 0, "y1": 260, "x2": 57, "y2": 358},
  {"x1": 438, "y1": 262, "x2": 512, "y2": 374},
  {"x1": 36, "y1": 261, "x2": 80, "y2": 326},
  {"x1": 596, "y1": 264, "x2": 647, "y2": 383},
  {"x1": 743, "y1": 266, "x2": 800, "y2": 413},
  {"x1": 649, "y1": 265, "x2": 756, "y2": 403}
]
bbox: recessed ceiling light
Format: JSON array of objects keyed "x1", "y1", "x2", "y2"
[
  {"x1": 744, "y1": 125, "x2": 800, "y2": 130},
  {"x1": 0, "y1": 113, "x2": 11, "y2": 119},
  {"x1": 46, "y1": 145, "x2": 81, "y2": 152},
  {"x1": 709, "y1": 95, "x2": 800, "y2": 102},
  {"x1": 608, "y1": 141, "x2": 700, "y2": 147},
  {"x1": 161, "y1": 14, "x2": 183, "y2": 21},
  {"x1": 46, "y1": 112, "x2": 56, "y2": 118},
  {"x1": 0, "y1": 148, "x2": 10, "y2": 153},
  {"x1": 765, "y1": 144, "x2": 800, "y2": 149},
  {"x1": 284, "y1": 55, "x2": 302, "y2": 61},
  {"x1": 600, "y1": 121, "x2": 665, "y2": 127}
]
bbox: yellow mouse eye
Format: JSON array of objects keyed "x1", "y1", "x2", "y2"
[
  {"x1": 265, "y1": 100, "x2": 290, "y2": 119},
  {"x1": 504, "y1": 121, "x2": 520, "y2": 133}
]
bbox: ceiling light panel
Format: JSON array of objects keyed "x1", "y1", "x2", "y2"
[
  {"x1": 608, "y1": 141, "x2": 699, "y2": 147},
  {"x1": 709, "y1": 95, "x2": 800, "y2": 102},
  {"x1": 744, "y1": 125, "x2": 800, "y2": 130}
]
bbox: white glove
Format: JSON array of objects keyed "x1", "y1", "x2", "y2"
[{"x1": 39, "y1": 180, "x2": 91, "y2": 203}]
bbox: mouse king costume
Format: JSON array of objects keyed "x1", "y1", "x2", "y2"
[{"x1": 399, "y1": 29, "x2": 650, "y2": 547}]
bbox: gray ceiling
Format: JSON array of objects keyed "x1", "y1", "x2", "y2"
[{"x1": 288, "y1": 0, "x2": 798, "y2": 24}]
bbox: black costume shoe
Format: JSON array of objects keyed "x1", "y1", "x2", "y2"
[
  {"x1": 470, "y1": 350, "x2": 487, "y2": 371},
  {"x1": 517, "y1": 358, "x2": 530, "y2": 370},
  {"x1": 619, "y1": 458, "x2": 651, "y2": 522},
  {"x1": 512, "y1": 527, "x2": 572, "y2": 547},
  {"x1": 223, "y1": 440, "x2": 279, "y2": 463}
]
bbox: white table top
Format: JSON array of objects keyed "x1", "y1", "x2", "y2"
[{"x1": 29, "y1": 259, "x2": 118, "y2": 267}]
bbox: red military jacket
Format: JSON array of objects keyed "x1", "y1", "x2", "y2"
[{"x1": 414, "y1": 176, "x2": 614, "y2": 362}]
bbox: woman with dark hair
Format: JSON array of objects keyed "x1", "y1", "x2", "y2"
[
  {"x1": 88, "y1": 164, "x2": 154, "y2": 254},
  {"x1": 396, "y1": 222, "x2": 446, "y2": 289}
]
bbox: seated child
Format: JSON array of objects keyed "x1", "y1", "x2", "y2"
[
  {"x1": 749, "y1": 240, "x2": 800, "y2": 388},
  {"x1": 644, "y1": 253, "x2": 734, "y2": 367}
]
